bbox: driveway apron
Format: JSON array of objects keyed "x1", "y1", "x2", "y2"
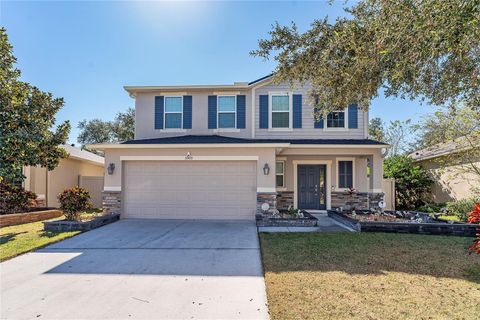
[{"x1": 0, "y1": 219, "x2": 269, "y2": 320}]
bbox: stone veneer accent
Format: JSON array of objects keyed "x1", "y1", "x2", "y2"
[
  {"x1": 102, "y1": 191, "x2": 121, "y2": 215},
  {"x1": 331, "y1": 191, "x2": 385, "y2": 211},
  {"x1": 277, "y1": 191, "x2": 294, "y2": 211},
  {"x1": 256, "y1": 192, "x2": 277, "y2": 215}
]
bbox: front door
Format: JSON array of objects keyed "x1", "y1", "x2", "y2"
[{"x1": 298, "y1": 165, "x2": 326, "y2": 210}]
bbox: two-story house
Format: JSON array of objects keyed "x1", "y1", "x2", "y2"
[{"x1": 92, "y1": 75, "x2": 388, "y2": 220}]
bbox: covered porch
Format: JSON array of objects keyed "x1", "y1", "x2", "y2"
[{"x1": 259, "y1": 145, "x2": 386, "y2": 215}]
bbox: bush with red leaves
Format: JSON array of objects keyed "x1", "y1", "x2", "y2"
[{"x1": 467, "y1": 203, "x2": 480, "y2": 255}]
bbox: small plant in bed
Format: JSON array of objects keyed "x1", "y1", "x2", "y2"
[
  {"x1": 58, "y1": 187, "x2": 92, "y2": 221},
  {"x1": 345, "y1": 210, "x2": 440, "y2": 223}
]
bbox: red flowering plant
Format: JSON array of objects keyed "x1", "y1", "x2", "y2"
[{"x1": 467, "y1": 203, "x2": 480, "y2": 255}]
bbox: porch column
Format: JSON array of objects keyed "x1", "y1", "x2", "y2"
[{"x1": 371, "y1": 152, "x2": 384, "y2": 193}]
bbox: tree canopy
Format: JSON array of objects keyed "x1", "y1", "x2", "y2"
[
  {"x1": 251, "y1": 0, "x2": 479, "y2": 114},
  {"x1": 0, "y1": 28, "x2": 70, "y2": 183},
  {"x1": 77, "y1": 107, "x2": 135, "y2": 149},
  {"x1": 369, "y1": 117, "x2": 416, "y2": 156}
]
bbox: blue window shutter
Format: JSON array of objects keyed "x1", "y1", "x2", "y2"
[
  {"x1": 314, "y1": 115, "x2": 324, "y2": 128},
  {"x1": 154, "y1": 96, "x2": 164, "y2": 129},
  {"x1": 236, "y1": 95, "x2": 246, "y2": 129},
  {"x1": 292, "y1": 94, "x2": 302, "y2": 128},
  {"x1": 259, "y1": 95, "x2": 268, "y2": 128},
  {"x1": 348, "y1": 104, "x2": 358, "y2": 129},
  {"x1": 183, "y1": 95, "x2": 192, "y2": 129},
  {"x1": 208, "y1": 95, "x2": 217, "y2": 129}
]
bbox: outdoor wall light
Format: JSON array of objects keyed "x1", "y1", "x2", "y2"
[
  {"x1": 263, "y1": 163, "x2": 270, "y2": 175},
  {"x1": 107, "y1": 163, "x2": 115, "y2": 175}
]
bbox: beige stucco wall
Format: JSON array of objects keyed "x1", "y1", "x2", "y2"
[
  {"x1": 278, "y1": 155, "x2": 370, "y2": 193},
  {"x1": 24, "y1": 158, "x2": 104, "y2": 208},
  {"x1": 103, "y1": 147, "x2": 277, "y2": 191},
  {"x1": 418, "y1": 158, "x2": 480, "y2": 203},
  {"x1": 279, "y1": 147, "x2": 384, "y2": 192},
  {"x1": 102, "y1": 146, "x2": 384, "y2": 211}
]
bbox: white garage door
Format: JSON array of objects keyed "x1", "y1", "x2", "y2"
[{"x1": 123, "y1": 161, "x2": 257, "y2": 220}]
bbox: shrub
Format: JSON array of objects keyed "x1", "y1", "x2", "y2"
[
  {"x1": 417, "y1": 203, "x2": 445, "y2": 214},
  {"x1": 467, "y1": 203, "x2": 480, "y2": 255},
  {"x1": 445, "y1": 197, "x2": 480, "y2": 222},
  {"x1": 58, "y1": 187, "x2": 92, "y2": 221},
  {"x1": 384, "y1": 155, "x2": 432, "y2": 210},
  {"x1": 0, "y1": 181, "x2": 37, "y2": 214}
]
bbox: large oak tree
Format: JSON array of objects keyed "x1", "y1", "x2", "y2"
[{"x1": 251, "y1": 0, "x2": 479, "y2": 114}]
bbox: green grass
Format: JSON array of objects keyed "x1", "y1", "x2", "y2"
[
  {"x1": 0, "y1": 218, "x2": 81, "y2": 262},
  {"x1": 260, "y1": 232, "x2": 480, "y2": 320}
]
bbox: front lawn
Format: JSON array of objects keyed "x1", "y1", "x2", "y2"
[
  {"x1": 260, "y1": 233, "x2": 480, "y2": 320},
  {"x1": 0, "y1": 218, "x2": 80, "y2": 261}
]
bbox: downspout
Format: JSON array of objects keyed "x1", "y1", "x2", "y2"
[
  {"x1": 251, "y1": 87, "x2": 256, "y2": 138},
  {"x1": 45, "y1": 168, "x2": 49, "y2": 207},
  {"x1": 364, "y1": 108, "x2": 369, "y2": 139}
]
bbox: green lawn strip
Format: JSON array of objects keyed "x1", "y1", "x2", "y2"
[
  {"x1": 0, "y1": 217, "x2": 81, "y2": 262},
  {"x1": 260, "y1": 232, "x2": 480, "y2": 320}
]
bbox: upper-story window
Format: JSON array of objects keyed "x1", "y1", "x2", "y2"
[
  {"x1": 164, "y1": 96, "x2": 183, "y2": 129},
  {"x1": 326, "y1": 111, "x2": 346, "y2": 128},
  {"x1": 217, "y1": 96, "x2": 236, "y2": 128},
  {"x1": 270, "y1": 94, "x2": 291, "y2": 129}
]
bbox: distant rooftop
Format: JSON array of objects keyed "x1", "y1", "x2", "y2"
[
  {"x1": 62, "y1": 144, "x2": 104, "y2": 165},
  {"x1": 410, "y1": 139, "x2": 468, "y2": 161}
]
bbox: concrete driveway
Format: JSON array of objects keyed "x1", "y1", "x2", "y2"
[{"x1": 0, "y1": 219, "x2": 269, "y2": 320}]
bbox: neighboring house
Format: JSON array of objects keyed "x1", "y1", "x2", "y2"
[
  {"x1": 410, "y1": 141, "x2": 480, "y2": 203},
  {"x1": 23, "y1": 144, "x2": 105, "y2": 208},
  {"x1": 92, "y1": 75, "x2": 388, "y2": 220}
]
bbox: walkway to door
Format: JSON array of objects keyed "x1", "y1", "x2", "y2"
[{"x1": 258, "y1": 212, "x2": 354, "y2": 233}]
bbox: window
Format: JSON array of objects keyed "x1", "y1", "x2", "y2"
[
  {"x1": 276, "y1": 160, "x2": 285, "y2": 187},
  {"x1": 271, "y1": 95, "x2": 290, "y2": 128},
  {"x1": 327, "y1": 111, "x2": 346, "y2": 128},
  {"x1": 164, "y1": 96, "x2": 183, "y2": 129},
  {"x1": 217, "y1": 96, "x2": 236, "y2": 128},
  {"x1": 338, "y1": 160, "x2": 353, "y2": 189}
]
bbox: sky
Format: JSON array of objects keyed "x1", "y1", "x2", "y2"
[{"x1": 1, "y1": 1, "x2": 439, "y2": 144}]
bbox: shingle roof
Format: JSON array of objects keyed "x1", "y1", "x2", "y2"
[
  {"x1": 248, "y1": 74, "x2": 274, "y2": 85},
  {"x1": 62, "y1": 144, "x2": 104, "y2": 165},
  {"x1": 410, "y1": 139, "x2": 468, "y2": 161},
  {"x1": 120, "y1": 135, "x2": 387, "y2": 146}
]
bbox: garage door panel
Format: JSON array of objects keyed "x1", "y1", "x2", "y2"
[{"x1": 123, "y1": 161, "x2": 256, "y2": 220}]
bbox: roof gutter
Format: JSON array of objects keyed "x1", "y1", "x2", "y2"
[
  {"x1": 88, "y1": 143, "x2": 291, "y2": 151},
  {"x1": 88, "y1": 142, "x2": 389, "y2": 151},
  {"x1": 124, "y1": 76, "x2": 274, "y2": 98}
]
